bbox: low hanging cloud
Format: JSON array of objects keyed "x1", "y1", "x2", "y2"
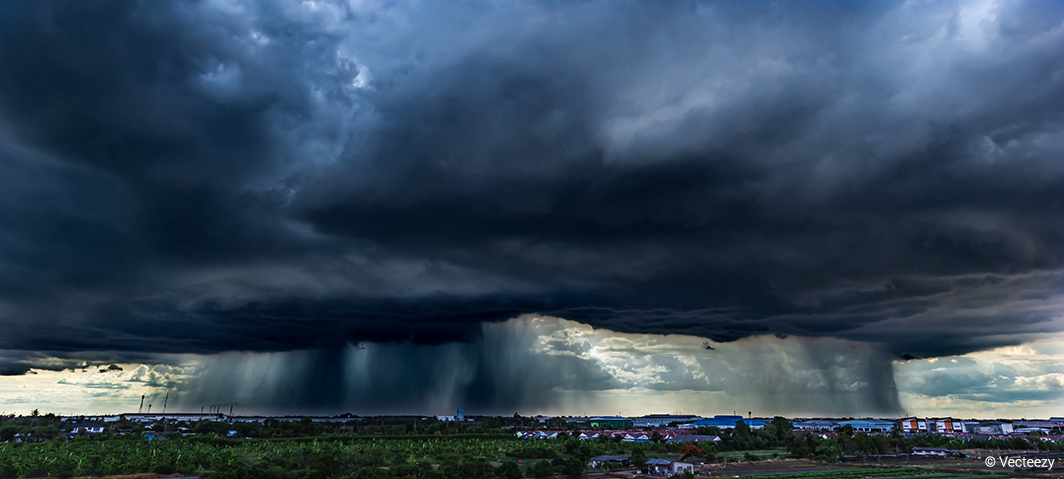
[{"x1": 0, "y1": 0, "x2": 1062, "y2": 416}]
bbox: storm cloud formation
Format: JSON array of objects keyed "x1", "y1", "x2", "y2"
[
  {"x1": 0, "y1": 0, "x2": 1063, "y2": 407},
  {"x1": 173, "y1": 316, "x2": 903, "y2": 415}
]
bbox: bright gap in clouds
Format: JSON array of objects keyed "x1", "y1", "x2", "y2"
[{"x1": 894, "y1": 333, "x2": 1064, "y2": 418}]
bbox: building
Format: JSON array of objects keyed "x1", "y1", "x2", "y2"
[
  {"x1": 122, "y1": 413, "x2": 227, "y2": 423},
  {"x1": 457, "y1": 410, "x2": 465, "y2": 421},
  {"x1": 838, "y1": 419, "x2": 895, "y2": 433},
  {"x1": 929, "y1": 418, "x2": 965, "y2": 434},
  {"x1": 589, "y1": 417, "x2": 633, "y2": 428},
  {"x1": 666, "y1": 435, "x2": 721, "y2": 443},
  {"x1": 793, "y1": 420, "x2": 839, "y2": 432},
  {"x1": 632, "y1": 415, "x2": 703, "y2": 428},
  {"x1": 899, "y1": 417, "x2": 927, "y2": 434},
  {"x1": 912, "y1": 447, "x2": 961, "y2": 457},
  {"x1": 974, "y1": 422, "x2": 1014, "y2": 435},
  {"x1": 588, "y1": 456, "x2": 630, "y2": 468},
  {"x1": 622, "y1": 433, "x2": 650, "y2": 443},
  {"x1": 71, "y1": 421, "x2": 106, "y2": 434},
  {"x1": 1012, "y1": 420, "x2": 1058, "y2": 432},
  {"x1": 646, "y1": 459, "x2": 694, "y2": 476},
  {"x1": 688, "y1": 415, "x2": 765, "y2": 430}
]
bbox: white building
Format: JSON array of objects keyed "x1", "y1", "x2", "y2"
[
  {"x1": 929, "y1": 418, "x2": 965, "y2": 434},
  {"x1": 71, "y1": 421, "x2": 106, "y2": 434},
  {"x1": 900, "y1": 417, "x2": 927, "y2": 433},
  {"x1": 646, "y1": 459, "x2": 694, "y2": 476}
]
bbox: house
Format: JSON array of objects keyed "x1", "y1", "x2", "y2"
[
  {"x1": 838, "y1": 419, "x2": 895, "y2": 433},
  {"x1": 912, "y1": 447, "x2": 961, "y2": 457},
  {"x1": 589, "y1": 417, "x2": 633, "y2": 428},
  {"x1": 72, "y1": 421, "x2": 106, "y2": 434},
  {"x1": 899, "y1": 417, "x2": 927, "y2": 434},
  {"x1": 794, "y1": 420, "x2": 839, "y2": 432},
  {"x1": 929, "y1": 418, "x2": 965, "y2": 434},
  {"x1": 646, "y1": 459, "x2": 694, "y2": 476},
  {"x1": 667, "y1": 435, "x2": 721, "y2": 443},
  {"x1": 588, "y1": 455, "x2": 630, "y2": 468},
  {"x1": 13, "y1": 433, "x2": 46, "y2": 443}
]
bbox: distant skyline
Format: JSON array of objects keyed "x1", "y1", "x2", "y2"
[{"x1": 1, "y1": 0, "x2": 1063, "y2": 417}]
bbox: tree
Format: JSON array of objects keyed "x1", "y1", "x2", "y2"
[
  {"x1": 496, "y1": 462, "x2": 522, "y2": 479},
  {"x1": 678, "y1": 444, "x2": 704, "y2": 460},
  {"x1": 630, "y1": 447, "x2": 647, "y2": 473},
  {"x1": 531, "y1": 461, "x2": 554, "y2": 479},
  {"x1": 731, "y1": 422, "x2": 754, "y2": 450},
  {"x1": 559, "y1": 458, "x2": 584, "y2": 479},
  {"x1": 770, "y1": 417, "x2": 792, "y2": 442}
]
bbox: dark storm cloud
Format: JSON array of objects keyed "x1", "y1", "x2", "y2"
[
  {"x1": 172, "y1": 317, "x2": 903, "y2": 415},
  {"x1": 0, "y1": 0, "x2": 1063, "y2": 374},
  {"x1": 174, "y1": 318, "x2": 623, "y2": 414}
]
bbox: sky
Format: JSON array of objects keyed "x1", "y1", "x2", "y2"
[{"x1": 0, "y1": 0, "x2": 1063, "y2": 418}]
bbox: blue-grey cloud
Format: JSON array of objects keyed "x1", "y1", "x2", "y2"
[{"x1": 0, "y1": 0, "x2": 1062, "y2": 412}]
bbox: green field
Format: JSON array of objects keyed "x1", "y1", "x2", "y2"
[
  {"x1": 717, "y1": 449, "x2": 792, "y2": 460},
  {"x1": 739, "y1": 470, "x2": 1009, "y2": 479}
]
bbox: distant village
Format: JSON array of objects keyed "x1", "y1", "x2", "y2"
[
  {"x1": 4, "y1": 410, "x2": 1064, "y2": 479},
  {"x1": 9, "y1": 411, "x2": 1063, "y2": 447}
]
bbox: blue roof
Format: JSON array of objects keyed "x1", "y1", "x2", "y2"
[
  {"x1": 590, "y1": 417, "x2": 632, "y2": 421},
  {"x1": 691, "y1": 416, "x2": 765, "y2": 427},
  {"x1": 838, "y1": 419, "x2": 894, "y2": 426}
]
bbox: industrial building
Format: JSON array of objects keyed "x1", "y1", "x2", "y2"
[{"x1": 589, "y1": 416, "x2": 634, "y2": 428}]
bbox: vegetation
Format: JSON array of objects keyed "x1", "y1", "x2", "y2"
[
  {"x1": 741, "y1": 472, "x2": 1008, "y2": 479},
  {"x1": 0, "y1": 414, "x2": 1059, "y2": 479}
]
